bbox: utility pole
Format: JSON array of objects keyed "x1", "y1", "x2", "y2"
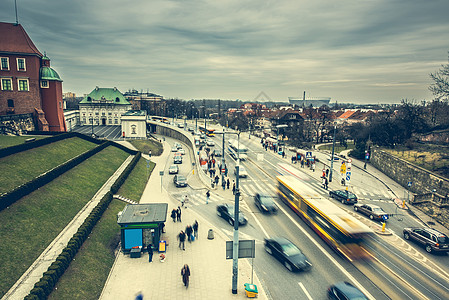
[
  {"x1": 329, "y1": 123, "x2": 337, "y2": 182},
  {"x1": 232, "y1": 131, "x2": 240, "y2": 294},
  {"x1": 221, "y1": 128, "x2": 226, "y2": 187}
]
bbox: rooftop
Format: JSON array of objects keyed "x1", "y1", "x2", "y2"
[
  {"x1": 118, "y1": 203, "x2": 168, "y2": 225},
  {"x1": 0, "y1": 22, "x2": 42, "y2": 56}
]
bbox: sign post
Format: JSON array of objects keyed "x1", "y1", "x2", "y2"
[{"x1": 159, "y1": 171, "x2": 164, "y2": 192}]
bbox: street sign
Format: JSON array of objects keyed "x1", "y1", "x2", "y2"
[
  {"x1": 226, "y1": 240, "x2": 255, "y2": 259},
  {"x1": 305, "y1": 151, "x2": 312, "y2": 159},
  {"x1": 347, "y1": 158, "x2": 352, "y2": 163},
  {"x1": 382, "y1": 215, "x2": 389, "y2": 221},
  {"x1": 407, "y1": 182, "x2": 412, "y2": 187},
  {"x1": 345, "y1": 171, "x2": 351, "y2": 182},
  {"x1": 340, "y1": 162, "x2": 346, "y2": 174},
  {"x1": 159, "y1": 171, "x2": 164, "y2": 176}
]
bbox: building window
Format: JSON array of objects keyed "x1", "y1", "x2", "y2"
[
  {"x1": 108, "y1": 119, "x2": 112, "y2": 124},
  {"x1": 18, "y1": 79, "x2": 29, "y2": 91},
  {"x1": 17, "y1": 58, "x2": 26, "y2": 71},
  {"x1": 7, "y1": 99, "x2": 14, "y2": 107},
  {"x1": 40, "y1": 80, "x2": 49, "y2": 88},
  {"x1": 131, "y1": 125, "x2": 137, "y2": 134},
  {"x1": 95, "y1": 112, "x2": 99, "y2": 116},
  {"x1": 114, "y1": 119, "x2": 118, "y2": 124},
  {"x1": 1, "y1": 78, "x2": 13, "y2": 90},
  {"x1": 1, "y1": 57, "x2": 9, "y2": 70},
  {"x1": 115, "y1": 97, "x2": 120, "y2": 102}
]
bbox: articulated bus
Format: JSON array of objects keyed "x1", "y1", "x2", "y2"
[
  {"x1": 228, "y1": 139, "x2": 248, "y2": 161},
  {"x1": 277, "y1": 174, "x2": 373, "y2": 260},
  {"x1": 198, "y1": 126, "x2": 215, "y2": 137}
]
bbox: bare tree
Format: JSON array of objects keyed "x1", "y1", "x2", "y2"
[{"x1": 429, "y1": 51, "x2": 449, "y2": 101}]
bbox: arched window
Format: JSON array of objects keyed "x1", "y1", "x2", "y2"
[
  {"x1": 87, "y1": 97, "x2": 92, "y2": 101},
  {"x1": 115, "y1": 97, "x2": 120, "y2": 102},
  {"x1": 7, "y1": 99, "x2": 14, "y2": 107}
]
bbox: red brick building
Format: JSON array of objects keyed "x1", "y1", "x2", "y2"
[{"x1": 0, "y1": 22, "x2": 66, "y2": 132}]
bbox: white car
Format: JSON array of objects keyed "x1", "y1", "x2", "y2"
[
  {"x1": 234, "y1": 165, "x2": 248, "y2": 178},
  {"x1": 178, "y1": 148, "x2": 186, "y2": 155},
  {"x1": 169, "y1": 165, "x2": 179, "y2": 174},
  {"x1": 207, "y1": 140, "x2": 215, "y2": 147}
]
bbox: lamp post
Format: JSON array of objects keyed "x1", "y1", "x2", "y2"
[
  {"x1": 329, "y1": 122, "x2": 337, "y2": 182},
  {"x1": 90, "y1": 117, "x2": 94, "y2": 137}
]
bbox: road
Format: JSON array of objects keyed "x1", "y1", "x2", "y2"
[{"x1": 158, "y1": 121, "x2": 449, "y2": 299}]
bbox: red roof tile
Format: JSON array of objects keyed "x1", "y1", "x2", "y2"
[{"x1": 0, "y1": 22, "x2": 42, "y2": 56}]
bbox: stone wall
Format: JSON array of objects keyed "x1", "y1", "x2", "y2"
[
  {"x1": 0, "y1": 113, "x2": 36, "y2": 135},
  {"x1": 371, "y1": 147, "x2": 449, "y2": 196}
]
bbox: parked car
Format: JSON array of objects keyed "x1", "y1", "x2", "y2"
[
  {"x1": 234, "y1": 165, "x2": 248, "y2": 178},
  {"x1": 403, "y1": 227, "x2": 449, "y2": 253},
  {"x1": 264, "y1": 237, "x2": 312, "y2": 272},
  {"x1": 169, "y1": 165, "x2": 179, "y2": 174},
  {"x1": 353, "y1": 203, "x2": 388, "y2": 221},
  {"x1": 206, "y1": 140, "x2": 215, "y2": 147},
  {"x1": 178, "y1": 148, "x2": 186, "y2": 155},
  {"x1": 327, "y1": 281, "x2": 368, "y2": 300},
  {"x1": 254, "y1": 193, "x2": 278, "y2": 213},
  {"x1": 173, "y1": 175, "x2": 187, "y2": 187},
  {"x1": 213, "y1": 149, "x2": 222, "y2": 157},
  {"x1": 329, "y1": 190, "x2": 358, "y2": 205},
  {"x1": 174, "y1": 156, "x2": 182, "y2": 164},
  {"x1": 216, "y1": 203, "x2": 247, "y2": 226}
]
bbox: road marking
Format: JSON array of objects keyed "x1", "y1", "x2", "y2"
[{"x1": 298, "y1": 282, "x2": 313, "y2": 300}]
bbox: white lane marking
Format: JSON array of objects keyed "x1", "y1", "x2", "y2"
[
  {"x1": 275, "y1": 203, "x2": 375, "y2": 300},
  {"x1": 298, "y1": 282, "x2": 313, "y2": 300}
]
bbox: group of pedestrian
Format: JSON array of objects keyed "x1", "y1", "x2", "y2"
[
  {"x1": 178, "y1": 220, "x2": 199, "y2": 250},
  {"x1": 170, "y1": 206, "x2": 182, "y2": 222}
]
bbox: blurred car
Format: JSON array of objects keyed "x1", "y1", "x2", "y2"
[
  {"x1": 327, "y1": 281, "x2": 368, "y2": 300},
  {"x1": 216, "y1": 203, "x2": 247, "y2": 226},
  {"x1": 174, "y1": 156, "x2": 182, "y2": 164},
  {"x1": 188, "y1": 127, "x2": 194, "y2": 132},
  {"x1": 178, "y1": 148, "x2": 186, "y2": 155},
  {"x1": 169, "y1": 165, "x2": 179, "y2": 174},
  {"x1": 175, "y1": 143, "x2": 182, "y2": 149},
  {"x1": 264, "y1": 237, "x2": 312, "y2": 272},
  {"x1": 403, "y1": 227, "x2": 449, "y2": 253},
  {"x1": 354, "y1": 203, "x2": 388, "y2": 221},
  {"x1": 206, "y1": 140, "x2": 215, "y2": 147},
  {"x1": 254, "y1": 193, "x2": 278, "y2": 213},
  {"x1": 171, "y1": 146, "x2": 178, "y2": 152},
  {"x1": 177, "y1": 123, "x2": 184, "y2": 128},
  {"x1": 329, "y1": 190, "x2": 358, "y2": 205},
  {"x1": 173, "y1": 175, "x2": 187, "y2": 187},
  {"x1": 213, "y1": 149, "x2": 222, "y2": 157},
  {"x1": 234, "y1": 165, "x2": 248, "y2": 178},
  {"x1": 327, "y1": 156, "x2": 340, "y2": 161}
]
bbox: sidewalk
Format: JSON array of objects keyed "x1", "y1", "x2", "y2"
[{"x1": 100, "y1": 140, "x2": 268, "y2": 300}]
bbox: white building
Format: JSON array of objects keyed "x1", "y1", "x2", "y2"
[{"x1": 121, "y1": 110, "x2": 147, "y2": 138}]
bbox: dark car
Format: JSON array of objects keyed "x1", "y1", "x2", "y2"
[
  {"x1": 354, "y1": 203, "x2": 388, "y2": 221},
  {"x1": 254, "y1": 193, "x2": 278, "y2": 214},
  {"x1": 403, "y1": 227, "x2": 449, "y2": 253},
  {"x1": 264, "y1": 237, "x2": 312, "y2": 272},
  {"x1": 329, "y1": 190, "x2": 358, "y2": 205},
  {"x1": 173, "y1": 175, "x2": 187, "y2": 187},
  {"x1": 216, "y1": 203, "x2": 247, "y2": 226},
  {"x1": 327, "y1": 281, "x2": 368, "y2": 300},
  {"x1": 174, "y1": 156, "x2": 182, "y2": 164}
]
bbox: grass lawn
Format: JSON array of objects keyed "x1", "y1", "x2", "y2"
[
  {"x1": 0, "y1": 146, "x2": 129, "y2": 298},
  {"x1": 318, "y1": 141, "x2": 355, "y2": 153},
  {"x1": 0, "y1": 135, "x2": 47, "y2": 149},
  {"x1": 0, "y1": 137, "x2": 97, "y2": 194},
  {"x1": 48, "y1": 159, "x2": 156, "y2": 299},
  {"x1": 129, "y1": 139, "x2": 163, "y2": 156}
]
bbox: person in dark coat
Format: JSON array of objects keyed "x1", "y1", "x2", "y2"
[
  {"x1": 171, "y1": 209, "x2": 177, "y2": 222},
  {"x1": 181, "y1": 264, "x2": 190, "y2": 288},
  {"x1": 177, "y1": 206, "x2": 182, "y2": 222},
  {"x1": 226, "y1": 178, "x2": 230, "y2": 189},
  {"x1": 148, "y1": 244, "x2": 153, "y2": 262},
  {"x1": 193, "y1": 220, "x2": 199, "y2": 238},
  {"x1": 232, "y1": 181, "x2": 236, "y2": 195},
  {"x1": 186, "y1": 225, "x2": 193, "y2": 242},
  {"x1": 178, "y1": 230, "x2": 186, "y2": 250}
]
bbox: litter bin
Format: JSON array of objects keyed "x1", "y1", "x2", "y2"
[
  {"x1": 207, "y1": 229, "x2": 214, "y2": 240},
  {"x1": 244, "y1": 283, "x2": 258, "y2": 298}
]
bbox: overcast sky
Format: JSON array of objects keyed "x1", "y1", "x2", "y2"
[{"x1": 1, "y1": 0, "x2": 448, "y2": 103}]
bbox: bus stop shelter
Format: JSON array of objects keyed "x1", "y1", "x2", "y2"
[{"x1": 117, "y1": 203, "x2": 168, "y2": 254}]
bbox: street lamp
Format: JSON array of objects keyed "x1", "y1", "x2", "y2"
[
  {"x1": 90, "y1": 117, "x2": 94, "y2": 137},
  {"x1": 329, "y1": 122, "x2": 337, "y2": 182}
]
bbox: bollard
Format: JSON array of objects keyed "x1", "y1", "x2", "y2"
[
  {"x1": 402, "y1": 200, "x2": 405, "y2": 209},
  {"x1": 207, "y1": 229, "x2": 214, "y2": 240},
  {"x1": 381, "y1": 222, "x2": 386, "y2": 233}
]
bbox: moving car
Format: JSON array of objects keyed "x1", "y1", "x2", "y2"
[
  {"x1": 175, "y1": 143, "x2": 182, "y2": 149},
  {"x1": 264, "y1": 237, "x2": 312, "y2": 272},
  {"x1": 329, "y1": 190, "x2": 358, "y2": 205},
  {"x1": 234, "y1": 165, "x2": 248, "y2": 178},
  {"x1": 403, "y1": 227, "x2": 449, "y2": 253},
  {"x1": 173, "y1": 175, "x2": 187, "y2": 187},
  {"x1": 254, "y1": 193, "x2": 278, "y2": 213},
  {"x1": 177, "y1": 123, "x2": 184, "y2": 128},
  {"x1": 327, "y1": 281, "x2": 368, "y2": 300},
  {"x1": 353, "y1": 203, "x2": 388, "y2": 221},
  {"x1": 188, "y1": 127, "x2": 194, "y2": 132},
  {"x1": 216, "y1": 203, "x2": 247, "y2": 226},
  {"x1": 178, "y1": 148, "x2": 186, "y2": 155},
  {"x1": 171, "y1": 146, "x2": 178, "y2": 152},
  {"x1": 206, "y1": 140, "x2": 215, "y2": 147},
  {"x1": 169, "y1": 165, "x2": 179, "y2": 174},
  {"x1": 174, "y1": 156, "x2": 182, "y2": 164},
  {"x1": 213, "y1": 149, "x2": 222, "y2": 157}
]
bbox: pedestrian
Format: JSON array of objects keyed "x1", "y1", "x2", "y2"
[
  {"x1": 322, "y1": 169, "x2": 326, "y2": 178},
  {"x1": 149, "y1": 150, "x2": 152, "y2": 157},
  {"x1": 326, "y1": 168, "x2": 329, "y2": 177},
  {"x1": 226, "y1": 178, "x2": 230, "y2": 189},
  {"x1": 225, "y1": 167, "x2": 228, "y2": 177},
  {"x1": 181, "y1": 264, "x2": 191, "y2": 288},
  {"x1": 232, "y1": 181, "x2": 236, "y2": 195},
  {"x1": 222, "y1": 178, "x2": 226, "y2": 190},
  {"x1": 206, "y1": 190, "x2": 210, "y2": 204},
  {"x1": 324, "y1": 177, "x2": 328, "y2": 190},
  {"x1": 177, "y1": 206, "x2": 182, "y2": 222},
  {"x1": 291, "y1": 156, "x2": 295, "y2": 164},
  {"x1": 148, "y1": 244, "x2": 153, "y2": 262},
  {"x1": 178, "y1": 230, "x2": 186, "y2": 250},
  {"x1": 341, "y1": 177, "x2": 346, "y2": 186},
  {"x1": 171, "y1": 208, "x2": 177, "y2": 222},
  {"x1": 183, "y1": 195, "x2": 189, "y2": 208},
  {"x1": 282, "y1": 151, "x2": 285, "y2": 158},
  {"x1": 135, "y1": 291, "x2": 144, "y2": 300},
  {"x1": 322, "y1": 177, "x2": 326, "y2": 189},
  {"x1": 212, "y1": 158, "x2": 215, "y2": 168},
  {"x1": 301, "y1": 159, "x2": 305, "y2": 168},
  {"x1": 193, "y1": 220, "x2": 199, "y2": 238},
  {"x1": 186, "y1": 225, "x2": 193, "y2": 242},
  {"x1": 215, "y1": 175, "x2": 219, "y2": 185},
  {"x1": 312, "y1": 163, "x2": 315, "y2": 172}
]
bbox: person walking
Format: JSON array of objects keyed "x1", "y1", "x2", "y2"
[
  {"x1": 193, "y1": 220, "x2": 199, "y2": 238},
  {"x1": 149, "y1": 150, "x2": 152, "y2": 157},
  {"x1": 232, "y1": 181, "x2": 236, "y2": 195},
  {"x1": 222, "y1": 178, "x2": 226, "y2": 190},
  {"x1": 226, "y1": 178, "x2": 230, "y2": 189},
  {"x1": 312, "y1": 163, "x2": 316, "y2": 172},
  {"x1": 206, "y1": 190, "x2": 210, "y2": 204},
  {"x1": 178, "y1": 230, "x2": 186, "y2": 250},
  {"x1": 326, "y1": 168, "x2": 329, "y2": 177},
  {"x1": 171, "y1": 209, "x2": 177, "y2": 222},
  {"x1": 186, "y1": 225, "x2": 193, "y2": 242},
  {"x1": 177, "y1": 206, "x2": 182, "y2": 222},
  {"x1": 181, "y1": 264, "x2": 191, "y2": 288},
  {"x1": 324, "y1": 177, "x2": 329, "y2": 190},
  {"x1": 148, "y1": 244, "x2": 153, "y2": 263},
  {"x1": 135, "y1": 291, "x2": 144, "y2": 300},
  {"x1": 215, "y1": 175, "x2": 219, "y2": 185}
]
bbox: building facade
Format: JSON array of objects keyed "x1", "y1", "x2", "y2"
[
  {"x1": 79, "y1": 87, "x2": 131, "y2": 126},
  {"x1": 121, "y1": 110, "x2": 147, "y2": 138},
  {"x1": 0, "y1": 22, "x2": 66, "y2": 132}
]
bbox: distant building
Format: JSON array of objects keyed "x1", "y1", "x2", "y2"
[
  {"x1": 79, "y1": 87, "x2": 131, "y2": 126},
  {"x1": 288, "y1": 96, "x2": 331, "y2": 108},
  {"x1": 123, "y1": 89, "x2": 163, "y2": 112},
  {"x1": 0, "y1": 22, "x2": 66, "y2": 132}
]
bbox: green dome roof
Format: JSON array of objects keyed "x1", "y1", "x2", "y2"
[{"x1": 40, "y1": 66, "x2": 62, "y2": 81}]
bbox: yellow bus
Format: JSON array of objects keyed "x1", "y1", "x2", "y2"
[
  {"x1": 199, "y1": 126, "x2": 215, "y2": 137},
  {"x1": 277, "y1": 175, "x2": 373, "y2": 260}
]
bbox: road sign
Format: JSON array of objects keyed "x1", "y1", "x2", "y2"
[
  {"x1": 407, "y1": 181, "x2": 412, "y2": 187},
  {"x1": 305, "y1": 151, "x2": 312, "y2": 159},
  {"x1": 347, "y1": 158, "x2": 352, "y2": 163},
  {"x1": 159, "y1": 171, "x2": 164, "y2": 176},
  {"x1": 340, "y1": 162, "x2": 346, "y2": 174},
  {"x1": 226, "y1": 240, "x2": 255, "y2": 259},
  {"x1": 345, "y1": 171, "x2": 351, "y2": 182},
  {"x1": 382, "y1": 215, "x2": 389, "y2": 221}
]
